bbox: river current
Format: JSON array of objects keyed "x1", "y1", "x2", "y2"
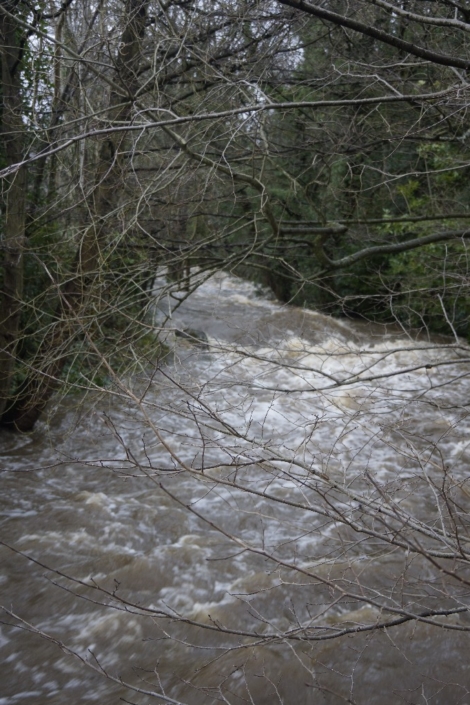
[{"x1": 2, "y1": 271, "x2": 470, "y2": 704}]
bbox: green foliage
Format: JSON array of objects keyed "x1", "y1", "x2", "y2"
[
  {"x1": 386, "y1": 241, "x2": 470, "y2": 337},
  {"x1": 61, "y1": 329, "x2": 167, "y2": 393},
  {"x1": 11, "y1": 223, "x2": 165, "y2": 395}
]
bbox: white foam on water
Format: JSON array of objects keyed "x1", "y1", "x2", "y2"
[
  {"x1": 3, "y1": 270, "x2": 470, "y2": 701},
  {"x1": 73, "y1": 491, "x2": 117, "y2": 510},
  {"x1": 9, "y1": 693, "x2": 43, "y2": 701},
  {"x1": 0, "y1": 627, "x2": 10, "y2": 648}
]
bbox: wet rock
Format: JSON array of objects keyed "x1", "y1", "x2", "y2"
[{"x1": 175, "y1": 327, "x2": 209, "y2": 349}]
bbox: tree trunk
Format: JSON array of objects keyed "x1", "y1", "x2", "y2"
[
  {"x1": 0, "y1": 4, "x2": 27, "y2": 419},
  {"x1": 1, "y1": 0, "x2": 148, "y2": 431}
]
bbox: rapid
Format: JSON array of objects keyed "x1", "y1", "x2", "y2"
[{"x1": 1, "y1": 271, "x2": 470, "y2": 705}]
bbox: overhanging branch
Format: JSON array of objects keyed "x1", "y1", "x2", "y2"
[
  {"x1": 316, "y1": 228, "x2": 470, "y2": 269},
  {"x1": 276, "y1": 0, "x2": 470, "y2": 69}
]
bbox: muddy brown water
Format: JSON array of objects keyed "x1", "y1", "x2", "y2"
[{"x1": 1, "y1": 271, "x2": 470, "y2": 704}]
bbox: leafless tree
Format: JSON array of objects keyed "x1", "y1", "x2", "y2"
[{"x1": 2, "y1": 0, "x2": 470, "y2": 703}]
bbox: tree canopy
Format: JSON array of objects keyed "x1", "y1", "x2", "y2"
[
  {"x1": 2, "y1": 0, "x2": 470, "y2": 431},
  {"x1": 3, "y1": 1, "x2": 470, "y2": 703}
]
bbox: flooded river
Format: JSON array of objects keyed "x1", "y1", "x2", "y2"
[{"x1": 2, "y1": 271, "x2": 470, "y2": 704}]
